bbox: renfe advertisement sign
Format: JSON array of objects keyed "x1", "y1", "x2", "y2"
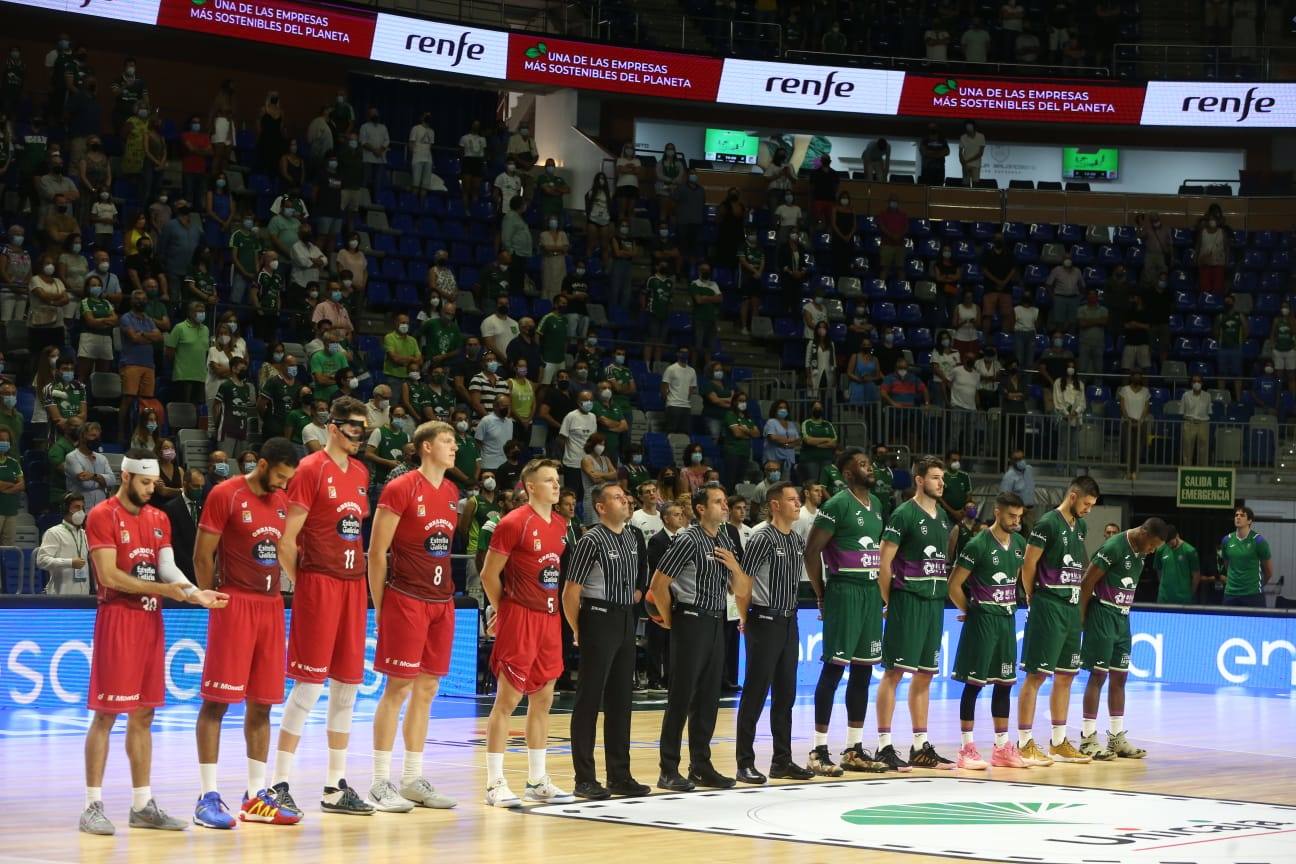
[
  {"x1": 7, "y1": 0, "x2": 1296, "y2": 127},
  {"x1": 898, "y1": 74, "x2": 1147, "y2": 124},
  {"x1": 506, "y1": 36, "x2": 723, "y2": 101}
]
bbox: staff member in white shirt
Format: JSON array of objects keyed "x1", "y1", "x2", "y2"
[
  {"x1": 1180, "y1": 374, "x2": 1212, "y2": 466},
  {"x1": 959, "y1": 121, "x2": 986, "y2": 184},
  {"x1": 37, "y1": 492, "x2": 90, "y2": 594}
]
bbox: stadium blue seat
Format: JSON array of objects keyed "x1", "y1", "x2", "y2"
[
  {"x1": 1028, "y1": 223, "x2": 1055, "y2": 242},
  {"x1": 872, "y1": 302, "x2": 897, "y2": 324}
]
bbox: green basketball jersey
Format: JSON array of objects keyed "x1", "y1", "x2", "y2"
[
  {"x1": 813, "y1": 488, "x2": 885, "y2": 582},
  {"x1": 1090, "y1": 530, "x2": 1145, "y2": 615},
  {"x1": 955, "y1": 528, "x2": 1026, "y2": 616},
  {"x1": 1026, "y1": 508, "x2": 1089, "y2": 605},
  {"x1": 881, "y1": 498, "x2": 953, "y2": 600}
]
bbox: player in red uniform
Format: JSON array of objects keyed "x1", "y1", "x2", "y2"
[
  {"x1": 480, "y1": 458, "x2": 574, "y2": 808},
  {"x1": 79, "y1": 450, "x2": 228, "y2": 836},
  {"x1": 366, "y1": 420, "x2": 460, "y2": 812},
  {"x1": 272, "y1": 396, "x2": 374, "y2": 816},
  {"x1": 192, "y1": 438, "x2": 300, "y2": 829}
]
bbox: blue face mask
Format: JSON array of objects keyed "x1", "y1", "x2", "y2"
[
  {"x1": 767, "y1": 470, "x2": 781, "y2": 482},
  {"x1": 580, "y1": 400, "x2": 593, "y2": 412},
  {"x1": 212, "y1": 463, "x2": 230, "y2": 478},
  {"x1": 632, "y1": 454, "x2": 643, "y2": 465},
  {"x1": 146, "y1": 422, "x2": 157, "y2": 432},
  {"x1": 486, "y1": 361, "x2": 500, "y2": 374},
  {"x1": 61, "y1": 370, "x2": 74, "y2": 384},
  {"x1": 0, "y1": 441, "x2": 9, "y2": 454},
  {"x1": 0, "y1": 396, "x2": 15, "y2": 409},
  {"x1": 690, "y1": 451, "x2": 703, "y2": 464},
  {"x1": 330, "y1": 291, "x2": 343, "y2": 303},
  {"x1": 286, "y1": 366, "x2": 297, "y2": 378},
  {"x1": 776, "y1": 408, "x2": 788, "y2": 419}
]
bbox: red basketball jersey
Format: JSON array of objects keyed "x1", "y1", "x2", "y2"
[
  {"x1": 285, "y1": 450, "x2": 370, "y2": 579},
  {"x1": 377, "y1": 470, "x2": 460, "y2": 602},
  {"x1": 86, "y1": 496, "x2": 171, "y2": 612},
  {"x1": 199, "y1": 475, "x2": 289, "y2": 595},
  {"x1": 488, "y1": 504, "x2": 568, "y2": 614}
]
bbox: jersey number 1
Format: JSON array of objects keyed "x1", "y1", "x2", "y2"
[{"x1": 344, "y1": 549, "x2": 357, "y2": 570}]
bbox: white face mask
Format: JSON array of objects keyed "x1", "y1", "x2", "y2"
[
  {"x1": 1192, "y1": 382, "x2": 1202, "y2": 392},
  {"x1": 69, "y1": 510, "x2": 86, "y2": 527}
]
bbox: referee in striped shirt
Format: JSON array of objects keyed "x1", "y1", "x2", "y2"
[
  {"x1": 651, "y1": 483, "x2": 751, "y2": 792},
  {"x1": 735, "y1": 481, "x2": 816, "y2": 784},
  {"x1": 562, "y1": 482, "x2": 652, "y2": 800}
]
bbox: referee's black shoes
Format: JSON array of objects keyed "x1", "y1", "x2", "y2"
[
  {"x1": 657, "y1": 772, "x2": 696, "y2": 792},
  {"x1": 688, "y1": 764, "x2": 736, "y2": 789},
  {"x1": 607, "y1": 777, "x2": 652, "y2": 797},
  {"x1": 736, "y1": 766, "x2": 767, "y2": 785},
  {"x1": 573, "y1": 781, "x2": 612, "y2": 800},
  {"x1": 769, "y1": 761, "x2": 815, "y2": 781}
]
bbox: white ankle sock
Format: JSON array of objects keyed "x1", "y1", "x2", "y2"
[
  {"x1": 1110, "y1": 716, "x2": 1124, "y2": 734},
  {"x1": 961, "y1": 731, "x2": 974, "y2": 745},
  {"x1": 845, "y1": 726, "x2": 863, "y2": 747},
  {"x1": 527, "y1": 748, "x2": 547, "y2": 783},
  {"x1": 1051, "y1": 725, "x2": 1067, "y2": 746},
  {"x1": 994, "y1": 732, "x2": 1008, "y2": 747},
  {"x1": 272, "y1": 750, "x2": 295, "y2": 786},
  {"x1": 486, "y1": 752, "x2": 505, "y2": 785},
  {"x1": 131, "y1": 786, "x2": 152, "y2": 810},
  {"x1": 326, "y1": 748, "x2": 347, "y2": 788},
  {"x1": 1018, "y1": 730, "x2": 1033, "y2": 747},
  {"x1": 199, "y1": 763, "x2": 218, "y2": 796},
  {"x1": 877, "y1": 732, "x2": 892, "y2": 749},
  {"x1": 372, "y1": 749, "x2": 392, "y2": 783},
  {"x1": 1082, "y1": 718, "x2": 1097, "y2": 737},
  {"x1": 813, "y1": 731, "x2": 828, "y2": 748},
  {"x1": 85, "y1": 787, "x2": 102, "y2": 808},
  {"x1": 912, "y1": 732, "x2": 928, "y2": 748},
  {"x1": 402, "y1": 751, "x2": 424, "y2": 785},
  {"x1": 247, "y1": 759, "x2": 267, "y2": 797}
]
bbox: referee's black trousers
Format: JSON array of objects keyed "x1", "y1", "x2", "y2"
[
  {"x1": 735, "y1": 609, "x2": 799, "y2": 769},
  {"x1": 570, "y1": 602, "x2": 637, "y2": 785},
  {"x1": 658, "y1": 608, "x2": 725, "y2": 774}
]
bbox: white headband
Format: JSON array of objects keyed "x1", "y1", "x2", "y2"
[{"x1": 122, "y1": 457, "x2": 160, "y2": 477}]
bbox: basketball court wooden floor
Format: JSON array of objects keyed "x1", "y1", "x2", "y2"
[{"x1": 2, "y1": 681, "x2": 1293, "y2": 864}]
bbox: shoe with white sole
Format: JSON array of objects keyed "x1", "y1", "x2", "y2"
[
  {"x1": 956, "y1": 742, "x2": 988, "y2": 770},
  {"x1": 400, "y1": 777, "x2": 457, "y2": 809},
  {"x1": 484, "y1": 778, "x2": 522, "y2": 808},
  {"x1": 367, "y1": 779, "x2": 414, "y2": 813},
  {"x1": 524, "y1": 775, "x2": 575, "y2": 804}
]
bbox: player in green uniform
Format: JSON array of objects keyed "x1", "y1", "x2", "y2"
[
  {"x1": 803, "y1": 449, "x2": 889, "y2": 775},
  {"x1": 1017, "y1": 475, "x2": 1100, "y2": 767},
  {"x1": 876, "y1": 457, "x2": 958, "y2": 770},
  {"x1": 1152, "y1": 526, "x2": 1200, "y2": 605},
  {"x1": 458, "y1": 470, "x2": 501, "y2": 607},
  {"x1": 1078, "y1": 518, "x2": 1169, "y2": 761},
  {"x1": 949, "y1": 492, "x2": 1028, "y2": 771},
  {"x1": 1217, "y1": 506, "x2": 1273, "y2": 607}
]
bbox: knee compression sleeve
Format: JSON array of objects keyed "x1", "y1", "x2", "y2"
[
  {"x1": 326, "y1": 681, "x2": 359, "y2": 734},
  {"x1": 280, "y1": 681, "x2": 325, "y2": 736},
  {"x1": 844, "y1": 665, "x2": 873, "y2": 723},
  {"x1": 813, "y1": 663, "x2": 846, "y2": 727},
  {"x1": 959, "y1": 682, "x2": 983, "y2": 723},
  {"x1": 991, "y1": 683, "x2": 1012, "y2": 720}
]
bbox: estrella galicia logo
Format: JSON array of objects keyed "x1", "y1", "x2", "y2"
[
  {"x1": 132, "y1": 561, "x2": 158, "y2": 582},
  {"x1": 424, "y1": 531, "x2": 451, "y2": 557},
  {"x1": 336, "y1": 514, "x2": 362, "y2": 541},
  {"x1": 253, "y1": 539, "x2": 279, "y2": 567}
]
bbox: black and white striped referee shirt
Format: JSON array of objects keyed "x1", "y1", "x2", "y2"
[
  {"x1": 564, "y1": 523, "x2": 641, "y2": 606},
  {"x1": 655, "y1": 522, "x2": 738, "y2": 614},
  {"x1": 744, "y1": 523, "x2": 806, "y2": 612}
]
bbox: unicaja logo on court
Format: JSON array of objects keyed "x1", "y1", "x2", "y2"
[{"x1": 843, "y1": 801, "x2": 1084, "y2": 826}]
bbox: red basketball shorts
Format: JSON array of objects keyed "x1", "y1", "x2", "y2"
[
  {"x1": 287, "y1": 571, "x2": 367, "y2": 684},
  {"x1": 201, "y1": 590, "x2": 286, "y2": 705},
  {"x1": 375, "y1": 590, "x2": 456, "y2": 679},
  {"x1": 88, "y1": 604, "x2": 165, "y2": 713},
  {"x1": 489, "y1": 599, "x2": 562, "y2": 695}
]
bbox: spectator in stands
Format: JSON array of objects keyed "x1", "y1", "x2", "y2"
[
  {"x1": 503, "y1": 362, "x2": 535, "y2": 443},
  {"x1": 652, "y1": 223, "x2": 683, "y2": 276},
  {"x1": 47, "y1": 412, "x2": 80, "y2": 505},
  {"x1": 999, "y1": 449, "x2": 1036, "y2": 517},
  {"x1": 423, "y1": 251, "x2": 456, "y2": 309},
  {"x1": 164, "y1": 302, "x2": 208, "y2": 405},
  {"x1": 802, "y1": 285, "x2": 828, "y2": 339},
  {"x1": 1118, "y1": 371, "x2": 1150, "y2": 478},
  {"x1": 1015, "y1": 21, "x2": 1041, "y2": 62},
  {"x1": 1053, "y1": 363, "x2": 1084, "y2": 471},
  {"x1": 1061, "y1": 33, "x2": 1088, "y2": 67},
  {"x1": 763, "y1": 399, "x2": 800, "y2": 479},
  {"x1": 931, "y1": 332, "x2": 960, "y2": 405},
  {"x1": 978, "y1": 237, "x2": 1016, "y2": 334},
  {"x1": 290, "y1": 226, "x2": 327, "y2": 296},
  {"x1": 180, "y1": 114, "x2": 212, "y2": 208},
  {"x1": 1135, "y1": 212, "x2": 1172, "y2": 288},
  {"x1": 877, "y1": 196, "x2": 908, "y2": 281},
  {"x1": 65, "y1": 421, "x2": 114, "y2": 510},
  {"x1": 27, "y1": 252, "x2": 69, "y2": 354},
  {"x1": 781, "y1": 230, "x2": 811, "y2": 313},
  {"x1": 1195, "y1": 213, "x2": 1228, "y2": 296},
  {"x1": 808, "y1": 154, "x2": 838, "y2": 228},
  {"x1": 506, "y1": 123, "x2": 539, "y2": 180},
  {"x1": 933, "y1": 246, "x2": 964, "y2": 325},
  {"x1": 673, "y1": 172, "x2": 705, "y2": 266},
  {"x1": 456, "y1": 119, "x2": 487, "y2": 208},
  {"x1": 539, "y1": 216, "x2": 569, "y2": 301},
  {"x1": 0, "y1": 224, "x2": 29, "y2": 316},
  {"x1": 89, "y1": 186, "x2": 117, "y2": 248},
  {"x1": 76, "y1": 136, "x2": 110, "y2": 220},
  {"x1": 715, "y1": 186, "x2": 746, "y2": 272},
  {"x1": 265, "y1": 196, "x2": 301, "y2": 263},
  {"x1": 0, "y1": 379, "x2": 18, "y2": 447},
  {"x1": 857, "y1": 138, "x2": 889, "y2": 183},
  {"x1": 119, "y1": 287, "x2": 160, "y2": 436},
  {"x1": 958, "y1": 121, "x2": 986, "y2": 185},
  {"x1": 799, "y1": 400, "x2": 837, "y2": 485},
  {"x1": 872, "y1": 328, "x2": 902, "y2": 376},
  {"x1": 654, "y1": 143, "x2": 685, "y2": 222},
  {"x1": 614, "y1": 144, "x2": 641, "y2": 222},
  {"x1": 822, "y1": 21, "x2": 848, "y2": 52},
  {"x1": 1270, "y1": 303, "x2": 1296, "y2": 396},
  {"x1": 211, "y1": 354, "x2": 253, "y2": 454},
  {"x1": 125, "y1": 234, "x2": 164, "y2": 297},
  {"x1": 336, "y1": 233, "x2": 368, "y2": 296},
  {"x1": 1075, "y1": 289, "x2": 1108, "y2": 374},
  {"x1": 690, "y1": 264, "x2": 722, "y2": 365},
  {"x1": 358, "y1": 107, "x2": 390, "y2": 197},
  {"x1": 450, "y1": 336, "x2": 485, "y2": 405},
  {"x1": 830, "y1": 190, "x2": 857, "y2": 278},
  {"x1": 1045, "y1": 255, "x2": 1084, "y2": 332},
  {"x1": 475, "y1": 391, "x2": 514, "y2": 472},
  {"x1": 975, "y1": 346, "x2": 1003, "y2": 410},
  {"x1": 773, "y1": 190, "x2": 802, "y2": 246},
  {"x1": 29, "y1": 346, "x2": 57, "y2": 444},
  {"x1": 312, "y1": 279, "x2": 354, "y2": 341},
  {"x1": 805, "y1": 323, "x2": 837, "y2": 406},
  {"x1": 481, "y1": 297, "x2": 520, "y2": 360},
  {"x1": 226, "y1": 214, "x2": 259, "y2": 305},
  {"x1": 1035, "y1": 327, "x2": 1073, "y2": 407},
  {"x1": 925, "y1": 24, "x2": 951, "y2": 60},
  {"x1": 422, "y1": 300, "x2": 463, "y2": 374},
  {"x1": 205, "y1": 171, "x2": 233, "y2": 242},
  {"x1": 699, "y1": 361, "x2": 732, "y2": 440},
  {"x1": 1181, "y1": 374, "x2": 1211, "y2": 466},
  {"x1": 583, "y1": 172, "x2": 614, "y2": 267},
  {"x1": 661, "y1": 348, "x2": 698, "y2": 434},
  {"x1": 42, "y1": 192, "x2": 77, "y2": 250},
  {"x1": 382, "y1": 312, "x2": 420, "y2": 383},
  {"x1": 1214, "y1": 295, "x2": 1247, "y2": 400},
  {"x1": 128, "y1": 408, "x2": 162, "y2": 454},
  {"x1": 158, "y1": 197, "x2": 202, "y2": 293},
  {"x1": 306, "y1": 105, "x2": 333, "y2": 174},
  {"x1": 407, "y1": 112, "x2": 442, "y2": 199},
  {"x1": 1121, "y1": 295, "x2": 1152, "y2": 371},
  {"x1": 37, "y1": 492, "x2": 89, "y2": 595},
  {"x1": 295, "y1": 399, "x2": 327, "y2": 454},
  {"x1": 919, "y1": 124, "x2": 950, "y2": 186},
  {"x1": 1105, "y1": 262, "x2": 1132, "y2": 335},
  {"x1": 961, "y1": 18, "x2": 992, "y2": 62},
  {"x1": 606, "y1": 220, "x2": 635, "y2": 313},
  {"x1": 44, "y1": 353, "x2": 86, "y2": 442},
  {"x1": 678, "y1": 442, "x2": 711, "y2": 496},
  {"x1": 559, "y1": 389, "x2": 597, "y2": 495},
  {"x1": 501, "y1": 194, "x2": 532, "y2": 295},
  {"x1": 721, "y1": 392, "x2": 760, "y2": 489},
  {"x1": 535, "y1": 158, "x2": 568, "y2": 226},
  {"x1": 506, "y1": 317, "x2": 542, "y2": 383},
  {"x1": 737, "y1": 229, "x2": 765, "y2": 336},
  {"x1": 469, "y1": 348, "x2": 511, "y2": 418},
  {"x1": 36, "y1": 155, "x2": 78, "y2": 224}
]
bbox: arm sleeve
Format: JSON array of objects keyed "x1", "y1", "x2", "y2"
[{"x1": 158, "y1": 547, "x2": 196, "y2": 591}]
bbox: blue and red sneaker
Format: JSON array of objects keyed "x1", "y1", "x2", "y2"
[
  {"x1": 193, "y1": 792, "x2": 237, "y2": 829},
  {"x1": 240, "y1": 789, "x2": 303, "y2": 825}
]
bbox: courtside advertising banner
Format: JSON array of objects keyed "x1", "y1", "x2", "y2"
[
  {"x1": 157, "y1": 0, "x2": 377, "y2": 58},
  {"x1": 506, "y1": 36, "x2": 724, "y2": 102},
  {"x1": 369, "y1": 13, "x2": 508, "y2": 79},
  {"x1": 898, "y1": 74, "x2": 1147, "y2": 124},
  {"x1": 716, "y1": 59, "x2": 905, "y2": 115},
  {"x1": 1141, "y1": 81, "x2": 1296, "y2": 127}
]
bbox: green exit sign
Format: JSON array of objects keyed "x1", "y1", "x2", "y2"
[{"x1": 1176, "y1": 467, "x2": 1235, "y2": 509}]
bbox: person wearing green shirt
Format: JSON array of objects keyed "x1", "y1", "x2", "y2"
[
  {"x1": 871, "y1": 444, "x2": 895, "y2": 519},
  {"x1": 876, "y1": 456, "x2": 956, "y2": 771},
  {"x1": 0, "y1": 429, "x2": 24, "y2": 544},
  {"x1": 1079, "y1": 518, "x2": 1169, "y2": 761},
  {"x1": 1018, "y1": 474, "x2": 1100, "y2": 767},
  {"x1": 534, "y1": 159, "x2": 569, "y2": 220},
  {"x1": 803, "y1": 448, "x2": 889, "y2": 775},
  {"x1": 698, "y1": 361, "x2": 732, "y2": 440},
  {"x1": 266, "y1": 209, "x2": 300, "y2": 258},
  {"x1": 1153, "y1": 527, "x2": 1200, "y2": 605},
  {"x1": 738, "y1": 233, "x2": 765, "y2": 335},
  {"x1": 164, "y1": 302, "x2": 210, "y2": 404},
  {"x1": 478, "y1": 252, "x2": 510, "y2": 304},
  {"x1": 949, "y1": 491, "x2": 1028, "y2": 770},
  {"x1": 48, "y1": 420, "x2": 81, "y2": 507},
  {"x1": 402, "y1": 369, "x2": 437, "y2": 422},
  {"x1": 365, "y1": 415, "x2": 409, "y2": 486},
  {"x1": 421, "y1": 302, "x2": 464, "y2": 367},
  {"x1": 720, "y1": 391, "x2": 760, "y2": 490},
  {"x1": 603, "y1": 349, "x2": 636, "y2": 416},
  {"x1": 643, "y1": 268, "x2": 673, "y2": 367},
  {"x1": 819, "y1": 462, "x2": 845, "y2": 495},
  {"x1": 449, "y1": 409, "x2": 480, "y2": 488},
  {"x1": 310, "y1": 337, "x2": 350, "y2": 402},
  {"x1": 592, "y1": 381, "x2": 628, "y2": 457},
  {"x1": 538, "y1": 298, "x2": 570, "y2": 384},
  {"x1": 690, "y1": 264, "x2": 722, "y2": 364},
  {"x1": 286, "y1": 403, "x2": 311, "y2": 446},
  {"x1": 228, "y1": 217, "x2": 263, "y2": 305},
  {"x1": 799, "y1": 401, "x2": 837, "y2": 486},
  {"x1": 382, "y1": 312, "x2": 421, "y2": 380},
  {"x1": 1270, "y1": 306, "x2": 1296, "y2": 396},
  {"x1": 1217, "y1": 505, "x2": 1272, "y2": 607},
  {"x1": 940, "y1": 449, "x2": 970, "y2": 516},
  {"x1": 212, "y1": 359, "x2": 254, "y2": 453},
  {"x1": 258, "y1": 361, "x2": 298, "y2": 439},
  {"x1": 249, "y1": 252, "x2": 282, "y2": 341}
]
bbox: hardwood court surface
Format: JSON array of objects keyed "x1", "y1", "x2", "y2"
[{"x1": 1, "y1": 683, "x2": 1292, "y2": 864}]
